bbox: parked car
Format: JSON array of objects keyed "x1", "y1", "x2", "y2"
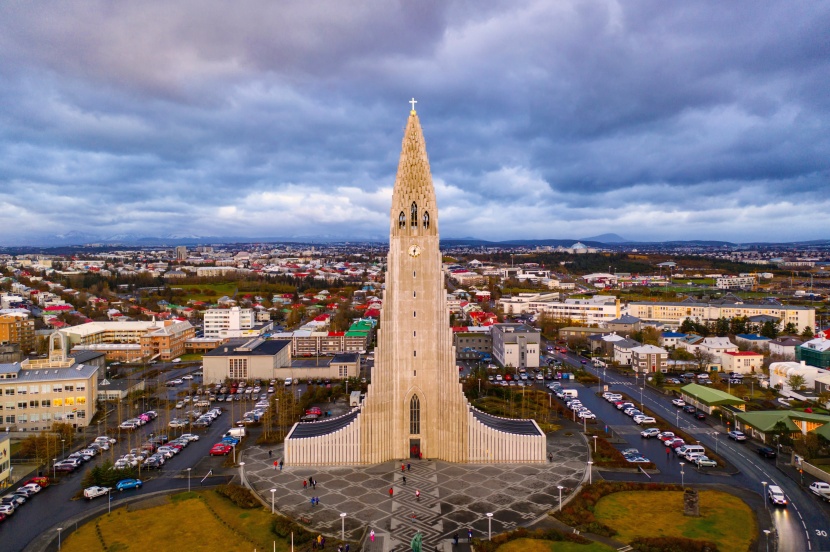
[
  {"x1": 682, "y1": 405, "x2": 696, "y2": 414},
  {"x1": 0, "y1": 505, "x2": 15, "y2": 516},
  {"x1": 210, "y1": 443, "x2": 233, "y2": 456},
  {"x1": 694, "y1": 411, "x2": 706, "y2": 420},
  {"x1": 810, "y1": 482, "x2": 830, "y2": 501},
  {"x1": 694, "y1": 456, "x2": 717, "y2": 467},
  {"x1": 758, "y1": 446, "x2": 777, "y2": 459},
  {"x1": 84, "y1": 486, "x2": 111, "y2": 500},
  {"x1": 671, "y1": 398, "x2": 686, "y2": 407},
  {"x1": 728, "y1": 430, "x2": 747, "y2": 441},
  {"x1": 636, "y1": 416, "x2": 657, "y2": 425},
  {"x1": 115, "y1": 479, "x2": 143, "y2": 492},
  {"x1": 640, "y1": 428, "x2": 661, "y2": 438}
]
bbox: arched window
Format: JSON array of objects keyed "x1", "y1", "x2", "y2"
[
  {"x1": 423, "y1": 211, "x2": 430, "y2": 229},
  {"x1": 399, "y1": 211, "x2": 406, "y2": 228},
  {"x1": 410, "y1": 202, "x2": 418, "y2": 227},
  {"x1": 410, "y1": 395, "x2": 420, "y2": 435}
]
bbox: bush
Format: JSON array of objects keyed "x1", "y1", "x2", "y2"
[
  {"x1": 471, "y1": 526, "x2": 587, "y2": 552},
  {"x1": 216, "y1": 484, "x2": 259, "y2": 509},
  {"x1": 81, "y1": 460, "x2": 139, "y2": 490},
  {"x1": 631, "y1": 536, "x2": 719, "y2": 552},
  {"x1": 273, "y1": 516, "x2": 314, "y2": 544}
]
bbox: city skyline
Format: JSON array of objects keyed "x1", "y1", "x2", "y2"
[{"x1": 1, "y1": 2, "x2": 828, "y2": 245}]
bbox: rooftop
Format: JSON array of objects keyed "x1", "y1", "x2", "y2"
[{"x1": 680, "y1": 383, "x2": 745, "y2": 406}]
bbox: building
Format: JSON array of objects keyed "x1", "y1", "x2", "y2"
[
  {"x1": 735, "y1": 410, "x2": 830, "y2": 444},
  {"x1": 0, "y1": 433, "x2": 9, "y2": 487},
  {"x1": 659, "y1": 332, "x2": 687, "y2": 349},
  {"x1": 768, "y1": 337, "x2": 803, "y2": 360},
  {"x1": 631, "y1": 344, "x2": 669, "y2": 374},
  {"x1": 491, "y1": 323, "x2": 540, "y2": 369},
  {"x1": 138, "y1": 320, "x2": 195, "y2": 361},
  {"x1": 559, "y1": 327, "x2": 613, "y2": 342},
  {"x1": 770, "y1": 361, "x2": 830, "y2": 394},
  {"x1": 627, "y1": 301, "x2": 815, "y2": 332},
  {"x1": 603, "y1": 314, "x2": 641, "y2": 334},
  {"x1": 0, "y1": 314, "x2": 35, "y2": 353},
  {"x1": 272, "y1": 320, "x2": 375, "y2": 357},
  {"x1": 454, "y1": 331, "x2": 492, "y2": 360},
  {"x1": 797, "y1": 336, "x2": 830, "y2": 369},
  {"x1": 734, "y1": 334, "x2": 771, "y2": 350},
  {"x1": 500, "y1": 295, "x2": 619, "y2": 325},
  {"x1": 720, "y1": 351, "x2": 764, "y2": 374},
  {"x1": 175, "y1": 246, "x2": 187, "y2": 260},
  {"x1": 289, "y1": 353, "x2": 361, "y2": 381},
  {"x1": 203, "y1": 338, "x2": 292, "y2": 384},
  {"x1": 203, "y1": 306, "x2": 273, "y2": 339},
  {"x1": 613, "y1": 338, "x2": 641, "y2": 366},
  {"x1": 716, "y1": 275, "x2": 756, "y2": 289},
  {"x1": 0, "y1": 333, "x2": 99, "y2": 431},
  {"x1": 679, "y1": 383, "x2": 745, "y2": 415},
  {"x1": 284, "y1": 107, "x2": 545, "y2": 465}
]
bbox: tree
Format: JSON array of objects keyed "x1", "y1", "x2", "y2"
[
  {"x1": 760, "y1": 320, "x2": 779, "y2": 339},
  {"x1": 653, "y1": 371, "x2": 665, "y2": 387},
  {"x1": 801, "y1": 326, "x2": 815, "y2": 340},
  {"x1": 640, "y1": 327, "x2": 661, "y2": 346},
  {"x1": 714, "y1": 317, "x2": 730, "y2": 337},
  {"x1": 693, "y1": 349, "x2": 716, "y2": 372},
  {"x1": 729, "y1": 316, "x2": 749, "y2": 336},
  {"x1": 783, "y1": 322, "x2": 798, "y2": 335},
  {"x1": 786, "y1": 374, "x2": 806, "y2": 391}
]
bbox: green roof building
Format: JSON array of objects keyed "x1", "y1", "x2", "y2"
[
  {"x1": 736, "y1": 410, "x2": 830, "y2": 444},
  {"x1": 680, "y1": 383, "x2": 746, "y2": 414}
]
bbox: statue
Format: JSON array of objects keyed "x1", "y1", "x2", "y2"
[{"x1": 411, "y1": 531, "x2": 422, "y2": 552}]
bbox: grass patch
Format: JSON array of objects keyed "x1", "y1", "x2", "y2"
[
  {"x1": 178, "y1": 353, "x2": 204, "y2": 362},
  {"x1": 61, "y1": 490, "x2": 296, "y2": 552},
  {"x1": 594, "y1": 490, "x2": 755, "y2": 552},
  {"x1": 174, "y1": 283, "x2": 237, "y2": 302},
  {"x1": 497, "y1": 538, "x2": 614, "y2": 552}
]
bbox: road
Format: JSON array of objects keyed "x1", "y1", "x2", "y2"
[{"x1": 547, "y1": 345, "x2": 830, "y2": 552}]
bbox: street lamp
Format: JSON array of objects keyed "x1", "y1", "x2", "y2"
[
  {"x1": 53, "y1": 458, "x2": 57, "y2": 480},
  {"x1": 712, "y1": 432, "x2": 719, "y2": 454},
  {"x1": 61, "y1": 439, "x2": 65, "y2": 459},
  {"x1": 762, "y1": 481, "x2": 768, "y2": 510},
  {"x1": 57, "y1": 527, "x2": 63, "y2": 551},
  {"x1": 763, "y1": 529, "x2": 771, "y2": 552},
  {"x1": 679, "y1": 462, "x2": 685, "y2": 488},
  {"x1": 340, "y1": 512, "x2": 347, "y2": 540},
  {"x1": 557, "y1": 485, "x2": 564, "y2": 512},
  {"x1": 187, "y1": 468, "x2": 192, "y2": 492},
  {"x1": 640, "y1": 387, "x2": 645, "y2": 412},
  {"x1": 587, "y1": 461, "x2": 593, "y2": 485},
  {"x1": 486, "y1": 513, "x2": 493, "y2": 541},
  {"x1": 592, "y1": 435, "x2": 598, "y2": 453},
  {"x1": 270, "y1": 488, "x2": 277, "y2": 514},
  {"x1": 238, "y1": 462, "x2": 245, "y2": 486}
]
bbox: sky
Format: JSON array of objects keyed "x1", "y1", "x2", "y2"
[{"x1": 1, "y1": 1, "x2": 829, "y2": 245}]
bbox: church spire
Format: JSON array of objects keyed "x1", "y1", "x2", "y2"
[{"x1": 390, "y1": 104, "x2": 437, "y2": 238}]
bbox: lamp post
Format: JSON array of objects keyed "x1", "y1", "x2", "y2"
[
  {"x1": 187, "y1": 468, "x2": 192, "y2": 492},
  {"x1": 587, "y1": 461, "x2": 593, "y2": 485},
  {"x1": 592, "y1": 435, "x2": 598, "y2": 453},
  {"x1": 108, "y1": 490, "x2": 112, "y2": 514},
  {"x1": 340, "y1": 512, "x2": 347, "y2": 540},
  {"x1": 61, "y1": 439, "x2": 65, "y2": 459},
  {"x1": 270, "y1": 488, "x2": 277, "y2": 514},
  {"x1": 557, "y1": 485, "x2": 564, "y2": 512},
  {"x1": 640, "y1": 387, "x2": 645, "y2": 412},
  {"x1": 486, "y1": 513, "x2": 493, "y2": 541},
  {"x1": 57, "y1": 527, "x2": 63, "y2": 551},
  {"x1": 713, "y1": 432, "x2": 719, "y2": 454},
  {"x1": 238, "y1": 461, "x2": 245, "y2": 486},
  {"x1": 763, "y1": 529, "x2": 771, "y2": 552},
  {"x1": 762, "y1": 481, "x2": 768, "y2": 510},
  {"x1": 679, "y1": 462, "x2": 685, "y2": 488},
  {"x1": 53, "y1": 458, "x2": 57, "y2": 479}
]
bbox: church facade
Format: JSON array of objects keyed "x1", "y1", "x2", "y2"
[{"x1": 284, "y1": 107, "x2": 546, "y2": 465}]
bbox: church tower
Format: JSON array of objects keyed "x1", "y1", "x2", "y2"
[{"x1": 358, "y1": 104, "x2": 470, "y2": 462}]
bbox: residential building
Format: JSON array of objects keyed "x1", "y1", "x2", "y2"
[
  {"x1": 627, "y1": 301, "x2": 815, "y2": 332},
  {"x1": 203, "y1": 338, "x2": 292, "y2": 384},
  {"x1": 720, "y1": 351, "x2": 764, "y2": 374},
  {"x1": 734, "y1": 334, "x2": 771, "y2": 350},
  {"x1": 770, "y1": 361, "x2": 830, "y2": 394},
  {"x1": 454, "y1": 331, "x2": 493, "y2": 360},
  {"x1": 203, "y1": 306, "x2": 273, "y2": 339},
  {"x1": 603, "y1": 314, "x2": 641, "y2": 334},
  {"x1": 797, "y1": 336, "x2": 830, "y2": 369},
  {"x1": 0, "y1": 314, "x2": 35, "y2": 353},
  {"x1": 139, "y1": 320, "x2": 195, "y2": 360},
  {"x1": 659, "y1": 332, "x2": 687, "y2": 349},
  {"x1": 716, "y1": 275, "x2": 756, "y2": 289},
  {"x1": 613, "y1": 338, "x2": 641, "y2": 366},
  {"x1": 500, "y1": 294, "x2": 619, "y2": 325},
  {"x1": 491, "y1": 323, "x2": 540, "y2": 369},
  {"x1": 271, "y1": 320, "x2": 374, "y2": 356},
  {"x1": 631, "y1": 344, "x2": 669, "y2": 374},
  {"x1": 0, "y1": 434, "x2": 9, "y2": 486},
  {"x1": 768, "y1": 337, "x2": 803, "y2": 360}
]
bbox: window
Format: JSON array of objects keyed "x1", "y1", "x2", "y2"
[
  {"x1": 399, "y1": 211, "x2": 406, "y2": 228},
  {"x1": 41, "y1": 385, "x2": 50, "y2": 394},
  {"x1": 414, "y1": 351, "x2": 417, "y2": 357},
  {"x1": 17, "y1": 402, "x2": 27, "y2": 410},
  {"x1": 53, "y1": 398, "x2": 63, "y2": 407},
  {"x1": 423, "y1": 211, "x2": 430, "y2": 229},
  {"x1": 4, "y1": 389, "x2": 13, "y2": 396},
  {"x1": 77, "y1": 410, "x2": 86, "y2": 419},
  {"x1": 52, "y1": 385, "x2": 63, "y2": 393},
  {"x1": 77, "y1": 383, "x2": 86, "y2": 391},
  {"x1": 229, "y1": 358, "x2": 248, "y2": 379},
  {"x1": 410, "y1": 202, "x2": 418, "y2": 227},
  {"x1": 16, "y1": 386, "x2": 26, "y2": 395},
  {"x1": 42, "y1": 399, "x2": 51, "y2": 408},
  {"x1": 4, "y1": 415, "x2": 14, "y2": 424},
  {"x1": 29, "y1": 385, "x2": 38, "y2": 395},
  {"x1": 65, "y1": 385, "x2": 74, "y2": 392},
  {"x1": 414, "y1": 311, "x2": 416, "y2": 317},
  {"x1": 410, "y1": 395, "x2": 420, "y2": 435},
  {"x1": 29, "y1": 400, "x2": 39, "y2": 408},
  {"x1": 77, "y1": 396, "x2": 86, "y2": 405}
]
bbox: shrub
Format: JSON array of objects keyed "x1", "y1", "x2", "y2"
[
  {"x1": 80, "y1": 460, "x2": 139, "y2": 490},
  {"x1": 273, "y1": 516, "x2": 314, "y2": 544},
  {"x1": 631, "y1": 536, "x2": 719, "y2": 552},
  {"x1": 216, "y1": 484, "x2": 259, "y2": 509},
  {"x1": 471, "y1": 526, "x2": 586, "y2": 552}
]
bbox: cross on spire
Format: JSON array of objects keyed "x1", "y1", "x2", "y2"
[{"x1": 409, "y1": 97, "x2": 417, "y2": 112}]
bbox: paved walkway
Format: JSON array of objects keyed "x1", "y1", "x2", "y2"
[{"x1": 242, "y1": 429, "x2": 587, "y2": 551}]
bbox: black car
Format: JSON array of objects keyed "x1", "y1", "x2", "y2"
[
  {"x1": 758, "y1": 446, "x2": 777, "y2": 459},
  {"x1": 683, "y1": 405, "x2": 696, "y2": 414},
  {"x1": 694, "y1": 411, "x2": 706, "y2": 420}
]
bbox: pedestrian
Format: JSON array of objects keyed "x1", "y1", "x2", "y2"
[
  {"x1": 402, "y1": 476, "x2": 407, "y2": 485},
  {"x1": 311, "y1": 496, "x2": 316, "y2": 507},
  {"x1": 407, "y1": 462, "x2": 411, "y2": 471},
  {"x1": 389, "y1": 487, "x2": 394, "y2": 498},
  {"x1": 321, "y1": 536, "x2": 326, "y2": 549},
  {"x1": 415, "y1": 489, "x2": 420, "y2": 501},
  {"x1": 548, "y1": 452, "x2": 553, "y2": 463},
  {"x1": 345, "y1": 544, "x2": 350, "y2": 552},
  {"x1": 666, "y1": 447, "x2": 671, "y2": 459},
  {"x1": 313, "y1": 478, "x2": 317, "y2": 489},
  {"x1": 370, "y1": 530, "x2": 375, "y2": 543},
  {"x1": 338, "y1": 546, "x2": 343, "y2": 552},
  {"x1": 467, "y1": 528, "x2": 472, "y2": 541},
  {"x1": 453, "y1": 533, "x2": 459, "y2": 546},
  {"x1": 401, "y1": 463, "x2": 405, "y2": 472},
  {"x1": 419, "y1": 451, "x2": 423, "y2": 460},
  {"x1": 279, "y1": 459, "x2": 284, "y2": 471},
  {"x1": 313, "y1": 539, "x2": 318, "y2": 550},
  {"x1": 269, "y1": 449, "x2": 273, "y2": 458},
  {"x1": 303, "y1": 479, "x2": 308, "y2": 489},
  {"x1": 273, "y1": 460, "x2": 278, "y2": 471}
]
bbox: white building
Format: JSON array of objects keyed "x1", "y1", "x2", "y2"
[
  {"x1": 716, "y1": 275, "x2": 756, "y2": 289},
  {"x1": 770, "y1": 361, "x2": 830, "y2": 395},
  {"x1": 498, "y1": 294, "x2": 619, "y2": 325},
  {"x1": 203, "y1": 306, "x2": 271, "y2": 339},
  {"x1": 491, "y1": 323, "x2": 540, "y2": 369},
  {"x1": 720, "y1": 351, "x2": 764, "y2": 374}
]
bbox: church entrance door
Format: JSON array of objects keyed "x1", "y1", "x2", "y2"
[{"x1": 409, "y1": 439, "x2": 421, "y2": 459}]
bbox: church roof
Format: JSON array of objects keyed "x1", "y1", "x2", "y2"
[
  {"x1": 287, "y1": 408, "x2": 360, "y2": 439},
  {"x1": 471, "y1": 407, "x2": 543, "y2": 436}
]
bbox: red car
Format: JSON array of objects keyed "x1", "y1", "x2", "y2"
[
  {"x1": 305, "y1": 407, "x2": 322, "y2": 416},
  {"x1": 24, "y1": 477, "x2": 50, "y2": 488},
  {"x1": 209, "y1": 444, "x2": 232, "y2": 456}
]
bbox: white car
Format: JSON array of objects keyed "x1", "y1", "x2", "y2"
[
  {"x1": 180, "y1": 433, "x2": 200, "y2": 442},
  {"x1": 577, "y1": 410, "x2": 596, "y2": 419},
  {"x1": 182, "y1": 374, "x2": 194, "y2": 380},
  {"x1": 84, "y1": 486, "x2": 111, "y2": 500},
  {"x1": 672, "y1": 398, "x2": 686, "y2": 407},
  {"x1": 636, "y1": 416, "x2": 656, "y2": 425},
  {"x1": 640, "y1": 428, "x2": 661, "y2": 438}
]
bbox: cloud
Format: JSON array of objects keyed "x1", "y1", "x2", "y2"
[{"x1": 0, "y1": 1, "x2": 828, "y2": 244}]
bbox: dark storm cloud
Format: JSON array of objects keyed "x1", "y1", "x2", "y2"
[{"x1": 0, "y1": 0, "x2": 828, "y2": 244}]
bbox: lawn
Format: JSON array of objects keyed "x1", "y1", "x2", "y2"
[
  {"x1": 61, "y1": 491, "x2": 293, "y2": 552},
  {"x1": 497, "y1": 538, "x2": 614, "y2": 552},
  {"x1": 593, "y1": 490, "x2": 756, "y2": 551},
  {"x1": 173, "y1": 283, "x2": 237, "y2": 302},
  {"x1": 178, "y1": 353, "x2": 204, "y2": 362}
]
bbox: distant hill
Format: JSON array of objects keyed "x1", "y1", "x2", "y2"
[{"x1": 580, "y1": 233, "x2": 628, "y2": 244}]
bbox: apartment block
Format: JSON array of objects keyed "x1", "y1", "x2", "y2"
[
  {"x1": 491, "y1": 323, "x2": 540, "y2": 369},
  {"x1": 0, "y1": 314, "x2": 35, "y2": 353}
]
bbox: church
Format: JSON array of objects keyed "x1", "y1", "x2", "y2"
[{"x1": 284, "y1": 105, "x2": 546, "y2": 465}]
